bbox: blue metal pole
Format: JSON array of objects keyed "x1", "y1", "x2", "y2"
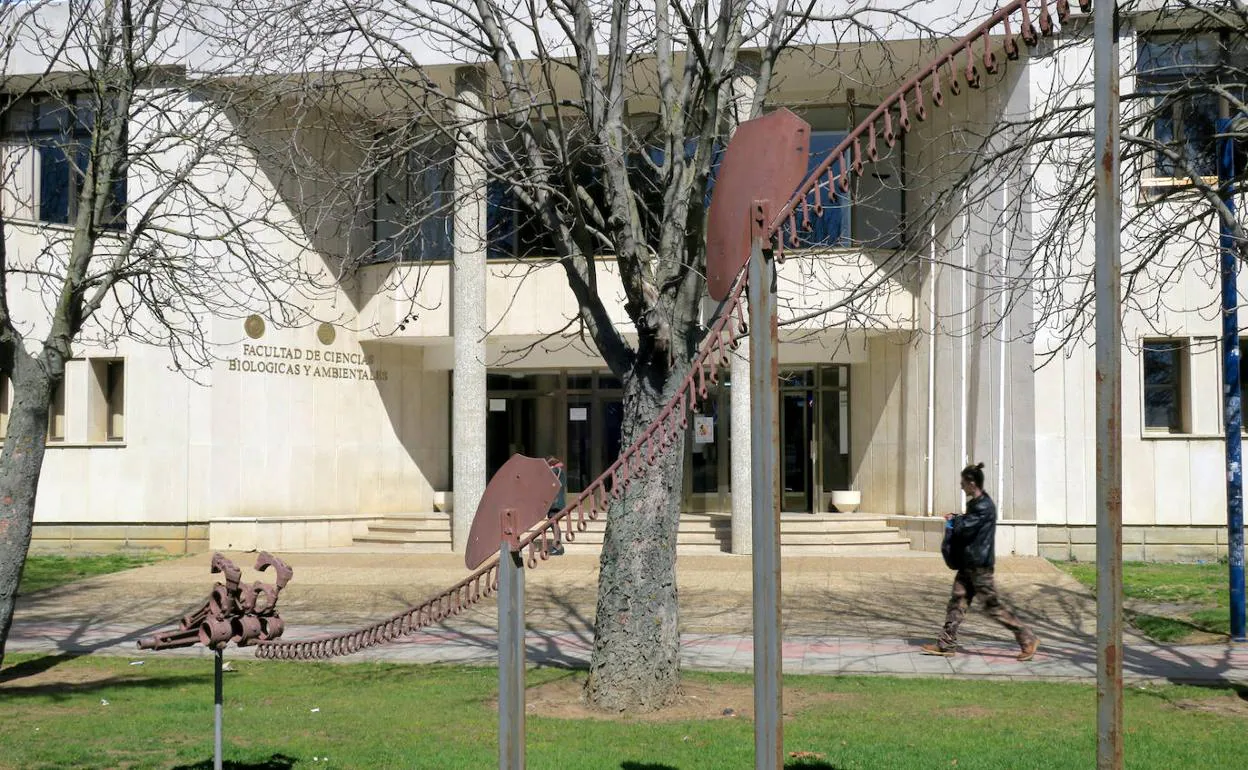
[{"x1": 1217, "y1": 114, "x2": 1247, "y2": 642}]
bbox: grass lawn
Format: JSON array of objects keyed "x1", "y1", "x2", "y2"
[
  {"x1": 1054, "y1": 560, "x2": 1232, "y2": 643},
  {"x1": 18, "y1": 552, "x2": 169, "y2": 596},
  {"x1": 1, "y1": 655, "x2": 1246, "y2": 769}
]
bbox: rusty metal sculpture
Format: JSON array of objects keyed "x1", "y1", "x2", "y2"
[
  {"x1": 138, "y1": 552, "x2": 292, "y2": 770},
  {"x1": 253, "y1": 0, "x2": 1087, "y2": 666},
  {"x1": 138, "y1": 551, "x2": 292, "y2": 652}
]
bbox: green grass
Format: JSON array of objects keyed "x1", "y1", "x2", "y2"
[
  {"x1": 18, "y1": 552, "x2": 168, "y2": 596},
  {"x1": 1, "y1": 655, "x2": 1246, "y2": 769},
  {"x1": 1054, "y1": 560, "x2": 1231, "y2": 642}
]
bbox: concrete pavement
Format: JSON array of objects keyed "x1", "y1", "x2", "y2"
[{"x1": 5, "y1": 551, "x2": 1246, "y2": 684}]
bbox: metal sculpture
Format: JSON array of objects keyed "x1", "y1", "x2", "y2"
[
  {"x1": 138, "y1": 552, "x2": 293, "y2": 770},
  {"x1": 232, "y1": 2, "x2": 1107, "y2": 768},
  {"x1": 464, "y1": 455, "x2": 563, "y2": 769},
  {"x1": 138, "y1": 551, "x2": 292, "y2": 652},
  {"x1": 253, "y1": 0, "x2": 1086, "y2": 667}
]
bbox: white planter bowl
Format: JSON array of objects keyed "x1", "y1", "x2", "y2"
[{"x1": 829, "y1": 490, "x2": 861, "y2": 514}]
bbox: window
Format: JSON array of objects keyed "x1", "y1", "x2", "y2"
[
  {"x1": 371, "y1": 142, "x2": 454, "y2": 262},
  {"x1": 1, "y1": 92, "x2": 127, "y2": 227},
  {"x1": 487, "y1": 161, "x2": 611, "y2": 260},
  {"x1": 1138, "y1": 32, "x2": 1248, "y2": 179},
  {"x1": 89, "y1": 358, "x2": 124, "y2": 441},
  {"x1": 47, "y1": 380, "x2": 65, "y2": 441},
  {"x1": 784, "y1": 107, "x2": 904, "y2": 250},
  {"x1": 1143, "y1": 339, "x2": 1188, "y2": 432}
]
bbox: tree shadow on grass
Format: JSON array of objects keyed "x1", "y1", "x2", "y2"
[
  {"x1": 620, "y1": 761, "x2": 843, "y2": 770},
  {"x1": 1, "y1": 652, "x2": 205, "y2": 699},
  {"x1": 0, "y1": 652, "x2": 84, "y2": 682},
  {"x1": 170, "y1": 754, "x2": 297, "y2": 770}
]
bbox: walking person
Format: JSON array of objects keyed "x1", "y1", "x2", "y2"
[{"x1": 920, "y1": 462, "x2": 1039, "y2": 660}]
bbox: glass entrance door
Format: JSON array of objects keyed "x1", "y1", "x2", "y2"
[
  {"x1": 486, "y1": 396, "x2": 538, "y2": 481},
  {"x1": 780, "y1": 374, "x2": 815, "y2": 513},
  {"x1": 778, "y1": 366, "x2": 851, "y2": 514}
]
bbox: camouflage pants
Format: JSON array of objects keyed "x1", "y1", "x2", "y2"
[{"x1": 938, "y1": 568, "x2": 1035, "y2": 651}]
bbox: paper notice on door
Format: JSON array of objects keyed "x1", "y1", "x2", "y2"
[
  {"x1": 694, "y1": 415, "x2": 714, "y2": 444},
  {"x1": 489, "y1": 398, "x2": 507, "y2": 412},
  {"x1": 569, "y1": 407, "x2": 588, "y2": 422}
]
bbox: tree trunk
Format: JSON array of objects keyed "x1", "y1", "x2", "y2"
[
  {"x1": 585, "y1": 360, "x2": 688, "y2": 712},
  {"x1": 0, "y1": 360, "x2": 55, "y2": 669}
]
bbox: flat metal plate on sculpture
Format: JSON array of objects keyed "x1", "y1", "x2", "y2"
[
  {"x1": 705, "y1": 107, "x2": 811, "y2": 301},
  {"x1": 465, "y1": 454, "x2": 564, "y2": 570}
]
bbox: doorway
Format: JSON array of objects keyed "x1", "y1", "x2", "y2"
[
  {"x1": 486, "y1": 370, "x2": 624, "y2": 495},
  {"x1": 779, "y1": 367, "x2": 851, "y2": 514}
]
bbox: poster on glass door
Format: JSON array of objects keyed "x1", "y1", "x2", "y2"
[{"x1": 694, "y1": 415, "x2": 714, "y2": 444}]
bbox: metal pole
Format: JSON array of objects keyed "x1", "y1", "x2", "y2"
[
  {"x1": 748, "y1": 235, "x2": 782, "y2": 769},
  {"x1": 213, "y1": 648, "x2": 224, "y2": 770},
  {"x1": 1093, "y1": 2, "x2": 1124, "y2": 769},
  {"x1": 1217, "y1": 107, "x2": 1248, "y2": 642},
  {"x1": 498, "y1": 543, "x2": 526, "y2": 770}
]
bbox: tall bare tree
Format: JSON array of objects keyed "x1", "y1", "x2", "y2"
[
  {"x1": 232, "y1": 0, "x2": 981, "y2": 712},
  {"x1": 0, "y1": 0, "x2": 338, "y2": 667}
]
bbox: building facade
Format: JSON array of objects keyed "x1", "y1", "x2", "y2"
[{"x1": 12, "y1": 1, "x2": 1242, "y2": 562}]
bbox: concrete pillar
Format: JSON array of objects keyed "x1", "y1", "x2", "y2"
[
  {"x1": 728, "y1": 53, "x2": 759, "y2": 554},
  {"x1": 730, "y1": 340, "x2": 752, "y2": 554},
  {"x1": 452, "y1": 67, "x2": 488, "y2": 551}
]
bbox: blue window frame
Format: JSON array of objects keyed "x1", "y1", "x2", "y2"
[
  {"x1": 371, "y1": 143, "x2": 454, "y2": 262},
  {"x1": 791, "y1": 131, "x2": 852, "y2": 248},
  {"x1": 487, "y1": 161, "x2": 610, "y2": 260},
  {"x1": 2, "y1": 93, "x2": 127, "y2": 227},
  {"x1": 1138, "y1": 32, "x2": 1248, "y2": 179}
]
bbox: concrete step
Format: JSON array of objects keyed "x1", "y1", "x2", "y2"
[
  {"x1": 337, "y1": 541, "x2": 455, "y2": 553},
  {"x1": 373, "y1": 513, "x2": 452, "y2": 525},
  {"x1": 355, "y1": 531, "x2": 452, "y2": 545},
  {"x1": 566, "y1": 531, "x2": 731, "y2": 546},
  {"x1": 368, "y1": 522, "x2": 452, "y2": 534},
  {"x1": 780, "y1": 539, "x2": 912, "y2": 556},
  {"x1": 778, "y1": 529, "x2": 905, "y2": 545},
  {"x1": 353, "y1": 510, "x2": 908, "y2": 555}
]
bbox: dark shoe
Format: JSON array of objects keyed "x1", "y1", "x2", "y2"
[
  {"x1": 548, "y1": 543, "x2": 565, "y2": 557},
  {"x1": 1017, "y1": 637, "x2": 1039, "y2": 661},
  {"x1": 919, "y1": 643, "x2": 956, "y2": 657}
]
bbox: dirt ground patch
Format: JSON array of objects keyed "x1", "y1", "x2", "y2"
[
  {"x1": 1170, "y1": 694, "x2": 1248, "y2": 719},
  {"x1": 0, "y1": 654, "x2": 201, "y2": 694},
  {"x1": 500, "y1": 675, "x2": 852, "y2": 722}
]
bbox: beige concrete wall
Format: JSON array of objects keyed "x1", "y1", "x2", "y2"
[
  {"x1": 30, "y1": 523, "x2": 209, "y2": 555},
  {"x1": 10, "y1": 91, "x2": 449, "y2": 531},
  {"x1": 1040, "y1": 524, "x2": 1232, "y2": 563}
]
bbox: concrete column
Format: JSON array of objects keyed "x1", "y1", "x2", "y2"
[
  {"x1": 728, "y1": 54, "x2": 758, "y2": 554},
  {"x1": 452, "y1": 67, "x2": 488, "y2": 551},
  {"x1": 730, "y1": 340, "x2": 752, "y2": 554}
]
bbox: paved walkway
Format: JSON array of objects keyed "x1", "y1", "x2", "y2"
[{"x1": 6, "y1": 551, "x2": 1246, "y2": 684}]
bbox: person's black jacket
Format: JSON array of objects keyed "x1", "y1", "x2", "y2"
[{"x1": 941, "y1": 493, "x2": 997, "y2": 570}]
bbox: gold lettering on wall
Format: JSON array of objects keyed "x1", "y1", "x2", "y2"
[{"x1": 225, "y1": 342, "x2": 389, "y2": 382}]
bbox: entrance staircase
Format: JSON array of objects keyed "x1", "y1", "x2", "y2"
[{"x1": 351, "y1": 511, "x2": 911, "y2": 555}]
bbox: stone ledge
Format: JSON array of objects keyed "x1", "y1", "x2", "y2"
[
  {"x1": 31, "y1": 522, "x2": 208, "y2": 554},
  {"x1": 208, "y1": 514, "x2": 382, "y2": 551},
  {"x1": 886, "y1": 517, "x2": 1039, "y2": 557},
  {"x1": 1040, "y1": 525, "x2": 1230, "y2": 563}
]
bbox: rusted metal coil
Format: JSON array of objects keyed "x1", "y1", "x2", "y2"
[
  {"x1": 255, "y1": 279, "x2": 749, "y2": 660},
  {"x1": 140, "y1": 552, "x2": 292, "y2": 652},
  {"x1": 770, "y1": 0, "x2": 1082, "y2": 257},
  {"x1": 253, "y1": 0, "x2": 1087, "y2": 661}
]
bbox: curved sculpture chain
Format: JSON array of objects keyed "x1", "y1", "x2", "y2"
[{"x1": 255, "y1": 0, "x2": 1088, "y2": 661}]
